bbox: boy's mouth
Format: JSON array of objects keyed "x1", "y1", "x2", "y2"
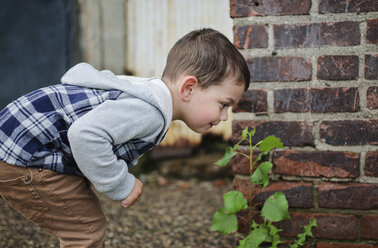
[{"x1": 205, "y1": 124, "x2": 213, "y2": 130}]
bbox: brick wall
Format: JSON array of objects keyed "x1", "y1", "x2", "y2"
[{"x1": 230, "y1": 0, "x2": 377, "y2": 247}]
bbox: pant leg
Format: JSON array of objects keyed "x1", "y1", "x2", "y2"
[{"x1": 0, "y1": 161, "x2": 107, "y2": 248}]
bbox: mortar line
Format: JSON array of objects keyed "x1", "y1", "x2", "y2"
[{"x1": 233, "y1": 12, "x2": 378, "y2": 25}]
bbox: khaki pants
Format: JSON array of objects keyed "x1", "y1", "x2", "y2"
[{"x1": 0, "y1": 161, "x2": 106, "y2": 248}]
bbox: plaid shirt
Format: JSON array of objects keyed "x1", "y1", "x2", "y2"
[{"x1": 0, "y1": 84, "x2": 130, "y2": 175}]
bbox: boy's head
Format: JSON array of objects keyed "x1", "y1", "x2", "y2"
[
  {"x1": 163, "y1": 29, "x2": 250, "y2": 134},
  {"x1": 162, "y1": 28, "x2": 250, "y2": 91}
]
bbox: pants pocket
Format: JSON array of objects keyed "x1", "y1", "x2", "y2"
[{"x1": 0, "y1": 167, "x2": 49, "y2": 223}]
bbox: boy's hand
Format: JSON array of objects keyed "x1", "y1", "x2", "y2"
[{"x1": 120, "y1": 178, "x2": 143, "y2": 208}]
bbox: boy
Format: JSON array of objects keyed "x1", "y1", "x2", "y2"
[{"x1": 0, "y1": 28, "x2": 250, "y2": 247}]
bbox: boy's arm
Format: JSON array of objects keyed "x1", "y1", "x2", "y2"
[{"x1": 67, "y1": 98, "x2": 164, "y2": 201}]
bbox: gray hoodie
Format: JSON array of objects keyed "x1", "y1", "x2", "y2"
[{"x1": 62, "y1": 63, "x2": 172, "y2": 200}]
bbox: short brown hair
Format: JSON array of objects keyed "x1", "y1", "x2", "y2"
[{"x1": 162, "y1": 28, "x2": 250, "y2": 91}]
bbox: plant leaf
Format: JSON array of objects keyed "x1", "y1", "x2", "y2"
[
  {"x1": 237, "y1": 227, "x2": 269, "y2": 248},
  {"x1": 211, "y1": 207, "x2": 238, "y2": 234},
  {"x1": 250, "y1": 128, "x2": 256, "y2": 137},
  {"x1": 256, "y1": 152, "x2": 264, "y2": 162},
  {"x1": 258, "y1": 136, "x2": 283, "y2": 153},
  {"x1": 261, "y1": 192, "x2": 290, "y2": 222},
  {"x1": 291, "y1": 218, "x2": 318, "y2": 247},
  {"x1": 250, "y1": 162, "x2": 273, "y2": 189},
  {"x1": 215, "y1": 147, "x2": 236, "y2": 167},
  {"x1": 267, "y1": 222, "x2": 284, "y2": 248},
  {"x1": 251, "y1": 220, "x2": 259, "y2": 229},
  {"x1": 241, "y1": 127, "x2": 249, "y2": 139},
  {"x1": 224, "y1": 191, "x2": 248, "y2": 214},
  {"x1": 298, "y1": 218, "x2": 318, "y2": 244}
]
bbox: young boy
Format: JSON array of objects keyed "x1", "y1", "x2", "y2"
[{"x1": 0, "y1": 28, "x2": 250, "y2": 247}]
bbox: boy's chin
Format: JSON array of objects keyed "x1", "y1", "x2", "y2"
[{"x1": 192, "y1": 125, "x2": 212, "y2": 134}]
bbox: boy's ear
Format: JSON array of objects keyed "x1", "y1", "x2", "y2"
[{"x1": 179, "y1": 76, "x2": 198, "y2": 102}]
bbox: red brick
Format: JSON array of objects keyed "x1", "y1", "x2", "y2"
[
  {"x1": 232, "y1": 120, "x2": 314, "y2": 147},
  {"x1": 318, "y1": 182, "x2": 378, "y2": 210},
  {"x1": 237, "y1": 209, "x2": 263, "y2": 234},
  {"x1": 232, "y1": 151, "x2": 265, "y2": 175},
  {"x1": 365, "y1": 151, "x2": 378, "y2": 177},
  {"x1": 232, "y1": 154, "x2": 251, "y2": 175},
  {"x1": 240, "y1": 211, "x2": 360, "y2": 241},
  {"x1": 274, "y1": 22, "x2": 360, "y2": 49},
  {"x1": 233, "y1": 89, "x2": 268, "y2": 113},
  {"x1": 367, "y1": 19, "x2": 378, "y2": 44},
  {"x1": 274, "y1": 87, "x2": 359, "y2": 113},
  {"x1": 365, "y1": 54, "x2": 378, "y2": 80},
  {"x1": 233, "y1": 179, "x2": 313, "y2": 208},
  {"x1": 367, "y1": 86, "x2": 378, "y2": 109},
  {"x1": 230, "y1": 0, "x2": 311, "y2": 17},
  {"x1": 247, "y1": 56, "x2": 312, "y2": 82},
  {"x1": 273, "y1": 150, "x2": 360, "y2": 178},
  {"x1": 276, "y1": 212, "x2": 359, "y2": 240},
  {"x1": 362, "y1": 215, "x2": 378, "y2": 239},
  {"x1": 319, "y1": 0, "x2": 378, "y2": 13},
  {"x1": 314, "y1": 213, "x2": 359, "y2": 240},
  {"x1": 319, "y1": 120, "x2": 378, "y2": 146},
  {"x1": 234, "y1": 25, "x2": 268, "y2": 49},
  {"x1": 317, "y1": 55, "x2": 359, "y2": 80},
  {"x1": 317, "y1": 243, "x2": 376, "y2": 248}
]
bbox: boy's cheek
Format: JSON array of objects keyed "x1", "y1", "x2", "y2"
[{"x1": 196, "y1": 110, "x2": 216, "y2": 124}]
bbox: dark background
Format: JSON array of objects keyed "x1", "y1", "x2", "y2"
[{"x1": 0, "y1": 0, "x2": 76, "y2": 109}]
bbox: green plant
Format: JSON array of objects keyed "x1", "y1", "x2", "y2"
[{"x1": 211, "y1": 127, "x2": 317, "y2": 248}]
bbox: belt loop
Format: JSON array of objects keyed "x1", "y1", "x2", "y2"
[{"x1": 23, "y1": 168, "x2": 34, "y2": 184}]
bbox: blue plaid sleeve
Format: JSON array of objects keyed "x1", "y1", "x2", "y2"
[{"x1": 0, "y1": 84, "x2": 122, "y2": 175}]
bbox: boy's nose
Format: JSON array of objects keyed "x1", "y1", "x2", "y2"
[{"x1": 220, "y1": 109, "x2": 228, "y2": 121}]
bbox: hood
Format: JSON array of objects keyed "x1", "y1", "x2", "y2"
[{"x1": 61, "y1": 63, "x2": 172, "y2": 141}]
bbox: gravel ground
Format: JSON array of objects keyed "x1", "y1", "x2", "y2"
[{"x1": 0, "y1": 176, "x2": 236, "y2": 248}]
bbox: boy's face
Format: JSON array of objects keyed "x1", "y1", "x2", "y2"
[{"x1": 183, "y1": 78, "x2": 245, "y2": 134}]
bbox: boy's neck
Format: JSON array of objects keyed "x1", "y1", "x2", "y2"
[{"x1": 163, "y1": 78, "x2": 181, "y2": 121}]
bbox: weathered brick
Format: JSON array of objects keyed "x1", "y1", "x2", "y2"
[
  {"x1": 318, "y1": 182, "x2": 378, "y2": 209},
  {"x1": 232, "y1": 120, "x2": 314, "y2": 147},
  {"x1": 274, "y1": 87, "x2": 359, "y2": 113},
  {"x1": 319, "y1": 0, "x2": 378, "y2": 13},
  {"x1": 365, "y1": 54, "x2": 378, "y2": 80},
  {"x1": 234, "y1": 25, "x2": 268, "y2": 49},
  {"x1": 367, "y1": 19, "x2": 378, "y2": 44},
  {"x1": 319, "y1": 120, "x2": 378, "y2": 146},
  {"x1": 230, "y1": 0, "x2": 311, "y2": 17},
  {"x1": 247, "y1": 57, "x2": 312, "y2": 82},
  {"x1": 317, "y1": 243, "x2": 376, "y2": 248},
  {"x1": 367, "y1": 86, "x2": 378, "y2": 109},
  {"x1": 365, "y1": 151, "x2": 378, "y2": 177},
  {"x1": 233, "y1": 179, "x2": 313, "y2": 208},
  {"x1": 232, "y1": 154, "x2": 251, "y2": 175},
  {"x1": 273, "y1": 150, "x2": 360, "y2": 178},
  {"x1": 255, "y1": 181, "x2": 313, "y2": 208},
  {"x1": 274, "y1": 22, "x2": 360, "y2": 49},
  {"x1": 317, "y1": 55, "x2": 359, "y2": 80},
  {"x1": 362, "y1": 215, "x2": 378, "y2": 239},
  {"x1": 232, "y1": 151, "x2": 265, "y2": 175},
  {"x1": 237, "y1": 209, "x2": 262, "y2": 234},
  {"x1": 233, "y1": 89, "x2": 267, "y2": 113},
  {"x1": 276, "y1": 212, "x2": 359, "y2": 240},
  {"x1": 240, "y1": 211, "x2": 360, "y2": 241}
]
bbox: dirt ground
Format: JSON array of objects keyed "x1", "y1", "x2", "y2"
[{"x1": 0, "y1": 176, "x2": 237, "y2": 248}]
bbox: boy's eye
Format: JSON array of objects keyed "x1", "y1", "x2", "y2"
[{"x1": 221, "y1": 103, "x2": 229, "y2": 109}]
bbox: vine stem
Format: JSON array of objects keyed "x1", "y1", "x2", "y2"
[{"x1": 248, "y1": 132, "x2": 253, "y2": 233}]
